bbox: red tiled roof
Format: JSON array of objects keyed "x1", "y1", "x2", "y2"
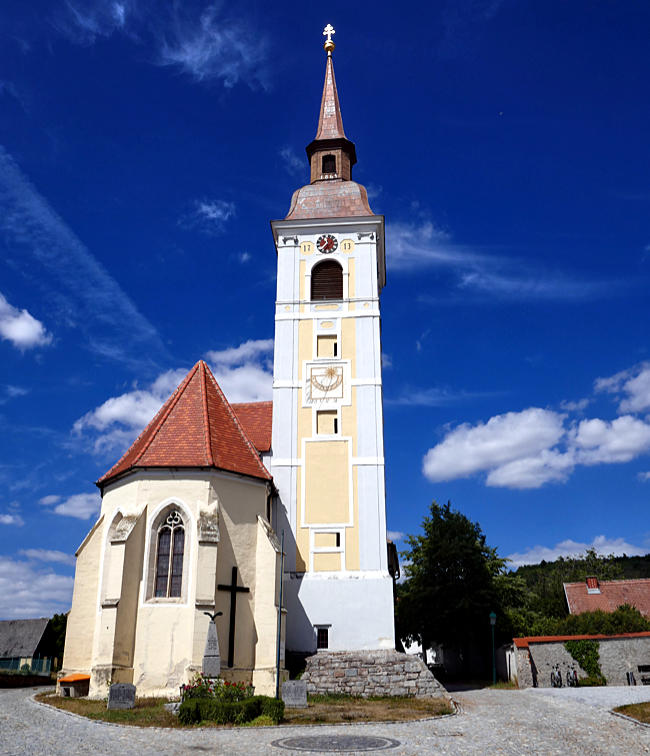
[
  {"x1": 97, "y1": 361, "x2": 271, "y2": 487},
  {"x1": 230, "y1": 401, "x2": 272, "y2": 453},
  {"x1": 514, "y1": 631, "x2": 650, "y2": 649},
  {"x1": 564, "y1": 578, "x2": 650, "y2": 617}
]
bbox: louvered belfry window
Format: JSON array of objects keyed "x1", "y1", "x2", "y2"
[
  {"x1": 154, "y1": 510, "x2": 184, "y2": 598},
  {"x1": 311, "y1": 260, "x2": 343, "y2": 300}
]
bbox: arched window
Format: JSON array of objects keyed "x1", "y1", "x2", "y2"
[
  {"x1": 154, "y1": 510, "x2": 185, "y2": 598},
  {"x1": 311, "y1": 260, "x2": 343, "y2": 301},
  {"x1": 322, "y1": 154, "x2": 336, "y2": 174}
]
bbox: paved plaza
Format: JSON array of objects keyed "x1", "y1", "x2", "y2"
[{"x1": 1, "y1": 686, "x2": 650, "y2": 755}]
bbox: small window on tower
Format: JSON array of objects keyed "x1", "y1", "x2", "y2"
[
  {"x1": 316, "y1": 627, "x2": 329, "y2": 649},
  {"x1": 322, "y1": 154, "x2": 336, "y2": 174}
]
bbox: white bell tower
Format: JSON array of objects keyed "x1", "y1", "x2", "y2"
[{"x1": 270, "y1": 26, "x2": 395, "y2": 653}]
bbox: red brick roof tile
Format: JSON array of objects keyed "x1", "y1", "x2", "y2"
[
  {"x1": 97, "y1": 361, "x2": 271, "y2": 487},
  {"x1": 231, "y1": 401, "x2": 272, "y2": 452},
  {"x1": 564, "y1": 578, "x2": 650, "y2": 617}
]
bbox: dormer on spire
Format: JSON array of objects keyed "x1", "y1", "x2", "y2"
[{"x1": 305, "y1": 24, "x2": 357, "y2": 183}]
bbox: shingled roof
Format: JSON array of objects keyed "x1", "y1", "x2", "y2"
[
  {"x1": 231, "y1": 401, "x2": 273, "y2": 453},
  {"x1": 97, "y1": 361, "x2": 271, "y2": 488},
  {"x1": 564, "y1": 577, "x2": 650, "y2": 617},
  {"x1": 0, "y1": 618, "x2": 49, "y2": 658}
]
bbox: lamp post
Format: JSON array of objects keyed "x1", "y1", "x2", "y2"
[{"x1": 489, "y1": 611, "x2": 497, "y2": 684}]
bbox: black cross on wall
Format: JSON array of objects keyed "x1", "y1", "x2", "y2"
[{"x1": 217, "y1": 566, "x2": 250, "y2": 668}]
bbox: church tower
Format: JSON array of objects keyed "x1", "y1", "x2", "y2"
[{"x1": 270, "y1": 26, "x2": 395, "y2": 653}]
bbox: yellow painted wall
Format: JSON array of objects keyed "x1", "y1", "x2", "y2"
[
  {"x1": 316, "y1": 410, "x2": 337, "y2": 434},
  {"x1": 304, "y1": 440, "x2": 349, "y2": 524},
  {"x1": 313, "y1": 552, "x2": 341, "y2": 572},
  {"x1": 314, "y1": 532, "x2": 338, "y2": 548},
  {"x1": 317, "y1": 334, "x2": 337, "y2": 357}
]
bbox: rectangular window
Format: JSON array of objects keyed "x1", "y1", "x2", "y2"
[
  {"x1": 317, "y1": 410, "x2": 337, "y2": 435},
  {"x1": 317, "y1": 335, "x2": 337, "y2": 358},
  {"x1": 316, "y1": 627, "x2": 329, "y2": 649}
]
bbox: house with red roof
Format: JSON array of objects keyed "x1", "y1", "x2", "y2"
[{"x1": 564, "y1": 577, "x2": 650, "y2": 618}]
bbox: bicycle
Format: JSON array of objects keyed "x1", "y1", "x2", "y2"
[{"x1": 550, "y1": 664, "x2": 563, "y2": 688}]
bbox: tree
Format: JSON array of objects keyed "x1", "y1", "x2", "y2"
[{"x1": 396, "y1": 501, "x2": 505, "y2": 669}]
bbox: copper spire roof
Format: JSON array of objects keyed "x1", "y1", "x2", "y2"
[
  {"x1": 97, "y1": 361, "x2": 271, "y2": 488},
  {"x1": 314, "y1": 55, "x2": 346, "y2": 141}
]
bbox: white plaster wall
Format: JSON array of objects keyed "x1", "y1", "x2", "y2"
[{"x1": 284, "y1": 573, "x2": 394, "y2": 652}]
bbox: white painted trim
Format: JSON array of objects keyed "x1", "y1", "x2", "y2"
[
  {"x1": 274, "y1": 377, "x2": 380, "y2": 389},
  {"x1": 352, "y1": 457, "x2": 385, "y2": 466},
  {"x1": 275, "y1": 310, "x2": 380, "y2": 322}
]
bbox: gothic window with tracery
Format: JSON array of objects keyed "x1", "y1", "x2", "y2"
[
  {"x1": 311, "y1": 260, "x2": 343, "y2": 300},
  {"x1": 154, "y1": 510, "x2": 185, "y2": 598}
]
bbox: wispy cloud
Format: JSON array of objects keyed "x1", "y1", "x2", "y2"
[
  {"x1": 0, "y1": 292, "x2": 52, "y2": 350},
  {"x1": 387, "y1": 530, "x2": 405, "y2": 542},
  {"x1": 0, "y1": 513, "x2": 24, "y2": 526},
  {"x1": 0, "y1": 146, "x2": 165, "y2": 365},
  {"x1": 56, "y1": 2, "x2": 270, "y2": 89},
  {"x1": 387, "y1": 219, "x2": 617, "y2": 302},
  {"x1": 639, "y1": 471, "x2": 650, "y2": 482},
  {"x1": 595, "y1": 362, "x2": 650, "y2": 414},
  {"x1": 388, "y1": 386, "x2": 493, "y2": 408},
  {"x1": 506, "y1": 535, "x2": 646, "y2": 568},
  {"x1": 180, "y1": 198, "x2": 236, "y2": 235},
  {"x1": 280, "y1": 146, "x2": 305, "y2": 177},
  {"x1": 19, "y1": 548, "x2": 76, "y2": 566}
]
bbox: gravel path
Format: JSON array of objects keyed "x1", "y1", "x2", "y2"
[{"x1": 1, "y1": 686, "x2": 650, "y2": 755}]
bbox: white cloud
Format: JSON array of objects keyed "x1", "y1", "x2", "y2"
[
  {"x1": 506, "y1": 535, "x2": 646, "y2": 568},
  {"x1": 280, "y1": 146, "x2": 304, "y2": 176},
  {"x1": 239, "y1": 252, "x2": 251, "y2": 264},
  {"x1": 0, "y1": 513, "x2": 24, "y2": 526},
  {"x1": 0, "y1": 292, "x2": 52, "y2": 350},
  {"x1": 639, "y1": 471, "x2": 650, "y2": 482},
  {"x1": 59, "y1": 0, "x2": 132, "y2": 44},
  {"x1": 573, "y1": 416, "x2": 650, "y2": 465},
  {"x1": 74, "y1": 339, "x2": 274, "y2": 457},
  {"x1": 38, "y1": 494, "x2": 62, "y2": 506},
  {"x1": 5, "y1": 385, "x2": 29, "y2": 398},
  {"x1": 560, "y1": 398, "x2": 590, "y2": 412},
  {"x1": 19, "y1": 549, "x2": 76, "y2": 566},
  {"x1": 0, "y1": 556, "x2": 73, "y2": 618},
  {"x1": 596, "y1": 362, "x2": 650, "y2": 414},
  {"x1": 387, "y1": 530, "x2": 405, "y2": 541},
  {"x1": 43, "y1": 492, "x2": 101, "y2": 520},
  {"x1": 0, "y1": 147, "x2": 164, "y2": 365},
  {"x1": 422, "y1": 404, "x2": 650, "y2": 489},
  {"x1": 423, "y1": 408, "x2": 566, "y2": 485},
  {"x1": 182, "y1": 199, "x2": 236, "y2": 235},
  {"x1": 381, "y1": 353, "x2": 392, "y2": 369}
]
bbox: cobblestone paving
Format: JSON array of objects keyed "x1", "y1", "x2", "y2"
[{"x1": 2, "y1": 686, "x2": 650, "y2": 755}]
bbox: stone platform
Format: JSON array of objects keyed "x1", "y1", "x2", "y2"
[{"x1": 300, "y1": 649, "x2": 446, "y2": 698}]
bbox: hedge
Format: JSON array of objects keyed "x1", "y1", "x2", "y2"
[{"x1": 179, "y1": 695, "x2": 285, "y2": 725}]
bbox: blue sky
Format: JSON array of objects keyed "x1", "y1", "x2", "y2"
[{"x1": 1, "y1": 0, "x2": 649, "y2": 618}]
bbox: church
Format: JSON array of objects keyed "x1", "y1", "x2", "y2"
[{"x1": 61, "y1": 26, "x2": 395, "y2": 699}]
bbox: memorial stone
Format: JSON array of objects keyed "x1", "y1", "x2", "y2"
[
  {"x1": 202, "y1": 616, "x2": 221, "y2": 678},
  {"x1": 107, "y1": 683, "x2": 136, "y2": 710},
  {"x1": 281, "y1": 680, "x2": 308, "y2": 708}
]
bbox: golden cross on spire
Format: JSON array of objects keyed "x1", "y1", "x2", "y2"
[{"x1": 323, "y1": 23, "x2": 336, "y2": 55}]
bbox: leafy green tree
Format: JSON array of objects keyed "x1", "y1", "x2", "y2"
[{"x1": 396, "y1": 501, "x2": 505, "y2": 669}]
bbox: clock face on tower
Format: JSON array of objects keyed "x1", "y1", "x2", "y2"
[{"x1": 316, "y1": 234, "x2": 338, "y2": 253}]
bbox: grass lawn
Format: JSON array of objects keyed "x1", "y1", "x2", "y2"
[
  {"x1": 36, "y1": 691, "x2": 453, "y2": 727},
  {"x1": 614, "y1": 701, "x2": 650, "y2": 724}
]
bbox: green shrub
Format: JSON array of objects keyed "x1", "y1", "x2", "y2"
[
  {"x1": 564, "y1": 639, "x2": 606, "y2": 685},
  {"x1": 180, "y1": 674, "x2": 254, "y2": 702},
  {"x1": 178, "y1": 695, "x2": 284, "y2": 726}
]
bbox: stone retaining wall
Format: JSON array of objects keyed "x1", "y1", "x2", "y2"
[{"x1": 301, "y1": 649, "x2": 446, "y2": 698}]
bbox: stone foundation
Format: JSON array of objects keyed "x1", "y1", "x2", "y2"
[{"x1": 301, "y1": 650, "x2": 446, "y2": 698}]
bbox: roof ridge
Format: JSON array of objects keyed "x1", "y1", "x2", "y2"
[
  {"x1": 199, "y1": 361, "x2": 215, "y2": 467},
  {"x1": 131, "y1": 361, "x2": 200, "y2": 468},
  {"x1": 97, "y1": 368, "x2": 199, "y2": 485},
  {"x1": 202, "y1": 365, "x2": 270, "y2": 479}
]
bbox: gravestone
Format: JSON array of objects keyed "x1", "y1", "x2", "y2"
[
  {"x1": 281, "y1": 680, "x2": 308, "y2": 709},
  {"x1": 107, "y1": 683, "x2": 136, "y2": 710},
  {"x1": 202, "y1": 616, "x2": 221, "y2": 678}
]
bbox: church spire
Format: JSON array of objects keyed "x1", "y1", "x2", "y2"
[{"x1": 305, "y1": 24, "x2": 357, "y2": 183}]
